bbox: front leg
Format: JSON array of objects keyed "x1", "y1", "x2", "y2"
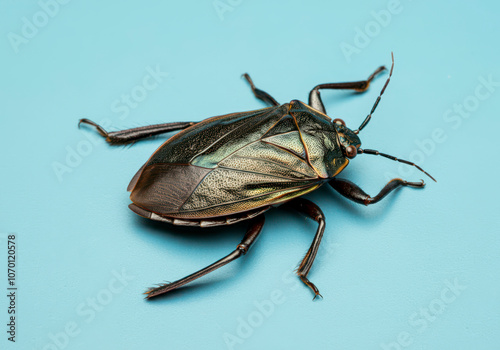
[
  {"x1": 308, "y1": 65, "x2": 386, "y2": 115},
  {"x1": 329, "y1": 178, "x2": 424, "y2": 205}
]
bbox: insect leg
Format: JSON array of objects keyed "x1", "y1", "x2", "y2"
[
  {"x1": 144, "y1": 215, "x2": 265, "y2": 299},
  {"x1": 242, "y1": 73, "x2": 279, "y2": 106},
  {"x1": 329, "y1": 178, "x2": 425, "y2": 205},
  {"x1": 78, "y1": 119, "x2": 196, "y2": 145},
  {"x1": 282, "y1": 198, "x2": 325, "y2": 300},
  {"x1": 308, "y1": 66, "x2": 386, "y2": 114}
]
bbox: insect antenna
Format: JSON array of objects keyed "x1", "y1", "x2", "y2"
[
  {"x1": 355, "y1": 52, "x2": 395, "y2": 134},
  {"x1": 358, "y1": 148, "x2": 436, "y2": 182}
]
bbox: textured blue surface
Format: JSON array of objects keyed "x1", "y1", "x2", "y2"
[{"x1": 1, "y1": 1, "x2": 500, "y2": 349}]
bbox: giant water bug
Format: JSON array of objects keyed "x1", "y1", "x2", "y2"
[{"x1": 80, "y1": 53, "x2": 435, "y2": 299}]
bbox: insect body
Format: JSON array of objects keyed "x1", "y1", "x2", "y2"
[{"x1": 80, "y1": 54, "x2": 434, "y2": 300}]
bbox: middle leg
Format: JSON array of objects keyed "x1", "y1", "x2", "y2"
[
  {"x1": 282, "y1": 198, "x2": 326, "y2": 299},
  {"x1": 242, "y1": 73, "x2": 280, "y2": 106}
]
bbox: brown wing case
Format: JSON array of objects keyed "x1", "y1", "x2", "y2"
[{"x1": 129, "y1": 101, "x2": 346, "y2": 219}]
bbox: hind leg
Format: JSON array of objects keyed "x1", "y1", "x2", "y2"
[
  {"x1": 78, "y1": 119, "x2": 196, "y2": 145},
  {"x1": 145, "y1": 215, "x2": 265, "y2": 299}
]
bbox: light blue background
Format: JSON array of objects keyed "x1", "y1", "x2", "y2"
[{"x1": 1, "y1": 1, "x2": 499, "y2": 349}]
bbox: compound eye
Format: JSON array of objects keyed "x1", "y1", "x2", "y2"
[
  {"x1": 333, "y1": 118, "x2": 345, "y2": 126},
  {"x1": 345, "y1": 145, "x2": 357, "y2": 159}
]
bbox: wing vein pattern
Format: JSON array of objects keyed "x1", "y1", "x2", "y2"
[{"x1": 130, "y1": 101, "x2": 343, "y2": 218}]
